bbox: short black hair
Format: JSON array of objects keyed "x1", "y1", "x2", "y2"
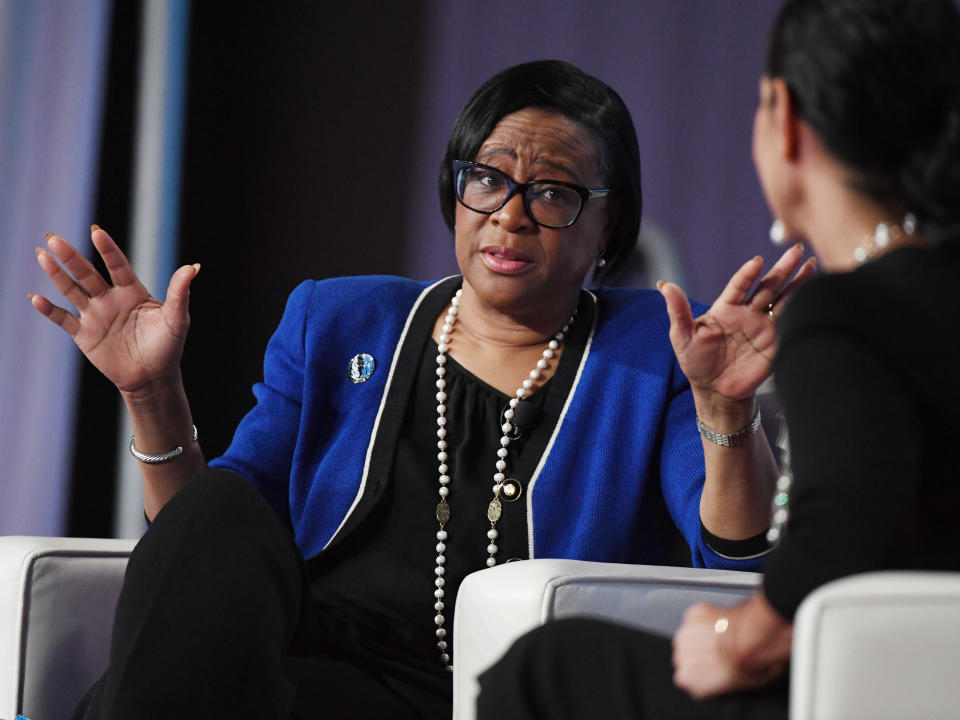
[
  {"x1": 766, "y1": 0, "x2": 960, "y2": 247},
  {"x1": 438, "y1": 60, "x2": 643, "y2": 277}
]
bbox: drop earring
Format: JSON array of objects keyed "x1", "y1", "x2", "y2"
[{"x1": 769, "y1": 219, "x2": 787, "y2": 246}]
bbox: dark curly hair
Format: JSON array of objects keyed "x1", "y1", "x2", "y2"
[
  {"x1": 437, "y1": 60, "x2": 643, "y2": 278},
  {"x1": 766, "y1": 0, "x2": 960, "y2": 249}
]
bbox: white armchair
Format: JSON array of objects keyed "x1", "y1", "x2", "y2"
[
  {"x1": 452, "y1": 560, "x2": 960, "y2": 720},
  {"x1": 790, "y1": 571, "x2": 960, "y2": 720},
  {"x1": 0, "y1": 536, "x2": 135, "y2": 720},
  {"x1": 452, "y1": 560, "x2": 761, "y2": 719},
  {"x1": 4, "y1": 539, "x2": 958, "y2": 720}
]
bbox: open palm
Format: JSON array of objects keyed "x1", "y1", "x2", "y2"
[
  {"x1": 660, "y1": 245, "x2": 816, "y2": 401},
  {"x1": 30, "y1": 227, "x2": 199, "y2": 394}
]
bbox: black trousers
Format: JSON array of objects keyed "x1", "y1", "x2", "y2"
[
  {"x1": 477, "y1": 618, "x2": 787, "y2": 720},
  {"x1": 71, "y1": 468, "x2": 448, "y2": 720}
]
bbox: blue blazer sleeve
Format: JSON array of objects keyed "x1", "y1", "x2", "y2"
[
  {"x1": 209, "y1": 280, "x2": 315, "y2": 525},
  {"x1": 658, "y1": 301, "x2": 766, "y2": 571}
]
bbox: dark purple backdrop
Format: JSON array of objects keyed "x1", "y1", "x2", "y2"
[
  {"x1": 404, "y1": 0, "x2": 782, "y2": 299},
  {"x1": 70, "y1": 0, "x2": 785, "y2": 535}
]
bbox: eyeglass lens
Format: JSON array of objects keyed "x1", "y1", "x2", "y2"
[{"x1": 456, "y1": 165, "x2": 582, "y2": 228}]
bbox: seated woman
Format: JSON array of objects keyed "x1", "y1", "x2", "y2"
[
  {"x1": 31, "y1": 61, "x2": 804, "y2": 719},
  {"x1": 476, "y1": 1, "x2": 960, "y2": 718}
]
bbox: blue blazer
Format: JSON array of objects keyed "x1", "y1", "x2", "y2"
[{"x1": 211, "y1": 275, "x2": 760, "y2": 571}]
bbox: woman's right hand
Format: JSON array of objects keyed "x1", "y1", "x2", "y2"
[{"x1": 30, "y1": 226, "x2": 200, "y2": 396}]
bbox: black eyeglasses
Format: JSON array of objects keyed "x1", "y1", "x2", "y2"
[{"x1": 452, "y1": 160, "x2": 611, "y2": 229}]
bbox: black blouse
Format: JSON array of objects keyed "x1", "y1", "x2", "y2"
[
  {"x1": 307, "y1": 281, "x2": 595, "y2": 680},
  {"x1": 763, "y1": 246, "x2": 960, "y2": 619}
]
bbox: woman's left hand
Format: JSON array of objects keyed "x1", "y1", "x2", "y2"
[
  {"x1": 659, "y1": 244, "x2": 816, "y2": 401},
  {"x1": 672, "y1": 600, "x2": 786, "y2": 699}
]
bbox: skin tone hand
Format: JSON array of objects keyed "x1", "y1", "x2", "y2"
[
  {"x1": 672, "y1": 592, "x2": 792, "y2": 699},
  {"x1": 29, "y1": 225, "x2": 205, "y2": 518},
  {"x1": 658, "y1": 244, "x2": 817, "y2": 540},
  {"x1": 30, "y1": 226, "x2": 198, "y2": 394},
  {"x1": 659, "y1": 243, "x2": 817, "y2": 405}
]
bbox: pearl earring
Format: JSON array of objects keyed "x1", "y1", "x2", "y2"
[
  {"x1": 596, "y1": 256, "x2": 607, "y2": 268},
  {"x1": 769, "y1": 219, "x2": 787, "y2": 246}
]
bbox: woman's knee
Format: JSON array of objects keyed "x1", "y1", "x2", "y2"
[
  {"x1": 152, "y1": 467, "x2": 282, "y2": 533},
  {"x1": 122, "y1": 466, "x2": 305, "y2": 631},
  {"x1": 478, "y1": 619, "x2": 602, "y2": 713},
  {"x1": 133, "y1": 466, "x2": 301, "y2": 590}
]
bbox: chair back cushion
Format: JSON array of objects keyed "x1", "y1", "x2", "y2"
[{"x1": 0, "y1": 536, "x2": 134, "y2": 720}]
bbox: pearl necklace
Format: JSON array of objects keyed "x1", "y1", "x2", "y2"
[
  {"x1": 766, "y1": 424, "x2": 792, "y2": 546},
  {"x1": 854, "y1": 213, "x2": 917, "y2": 264},
  {"x1": 431, "y1": 288, "x2": 575, "y2": 670}
]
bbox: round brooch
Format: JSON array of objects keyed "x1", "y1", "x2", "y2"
[{"x1": 348, "y1": 353, "x2": 376, "y2": 384}]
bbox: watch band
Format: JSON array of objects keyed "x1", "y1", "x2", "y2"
[{"x1": 696, "y1": 405, "x2": 761, "y2": 447}]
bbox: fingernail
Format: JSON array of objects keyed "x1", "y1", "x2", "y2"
[
  {"x1": 45, "y1": 232, "x2": 54, "y2": 241},
  {"x1": 656, "y1": 280, "x2": 665, "y2": 291},
  {"x1": 809, "y1": 256, "x2": 818, "y2": 266},
  {"x1": 27, "y1": 293, "x2": 34, "y2": 301},
  {"x1": 35, "y1": 246, "x2": 43, "y2": 256},
  {"x1": 91, "y1": 224, "x2": 100, "y2": 232},
  {"x1": 192, "y1": 263, "x2": 201, "y2": 274},
  {"x1": 793, "y1": 242, "x2": 804, "y2": 252}
]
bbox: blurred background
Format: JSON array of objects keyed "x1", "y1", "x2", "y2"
[{"x1": 0, "y1": 0, "x2": 782, "y2": 539}]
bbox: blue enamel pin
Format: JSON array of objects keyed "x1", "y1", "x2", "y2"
[{"x1": 348, "y1": 353, "x2": 376, "y2": 384}]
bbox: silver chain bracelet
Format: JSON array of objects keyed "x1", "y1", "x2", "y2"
[
  {"x1": 129, "y1": 425, "x2": 199, "y2": 464},
  {"x1": 696, "y1": 405, "x2": 761, "y2": 447}
]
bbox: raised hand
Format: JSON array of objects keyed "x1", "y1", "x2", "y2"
[
  {"x1": 659, "y1": 244, "x2": 816, "y2": 401},
  {"x1": 30, "y1": 226, "x2": 200, "y2": 395}
]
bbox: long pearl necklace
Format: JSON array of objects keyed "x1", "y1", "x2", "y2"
[
  {"x1": 431, "y1": 288, "x2": 575, "y2": 670},
  {"x1": 766, "y1": 420, "x2": 792, "y2": 546}
]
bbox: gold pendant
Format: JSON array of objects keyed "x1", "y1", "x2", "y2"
[
  {"x1": 501, "y1": 479, "x2": 522, "y2": 502},
  {"x1": 487, "y1": 497, "x2": 502, "y2": 523}
]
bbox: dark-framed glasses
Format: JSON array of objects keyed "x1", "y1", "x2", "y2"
[{"x1": 453, "y1": 160, "x2": 611, "y2": 229}]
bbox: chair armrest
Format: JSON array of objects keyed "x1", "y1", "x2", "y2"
[
  {"x1": 791, "y1": 571, "x2": 960, "y2": 720},
  {"x1": 0, "y1": 536, "x2": 135, "y2": 720},
  {"x1": 452, "y1": 559, "x2": 761, "y2": 720}
]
